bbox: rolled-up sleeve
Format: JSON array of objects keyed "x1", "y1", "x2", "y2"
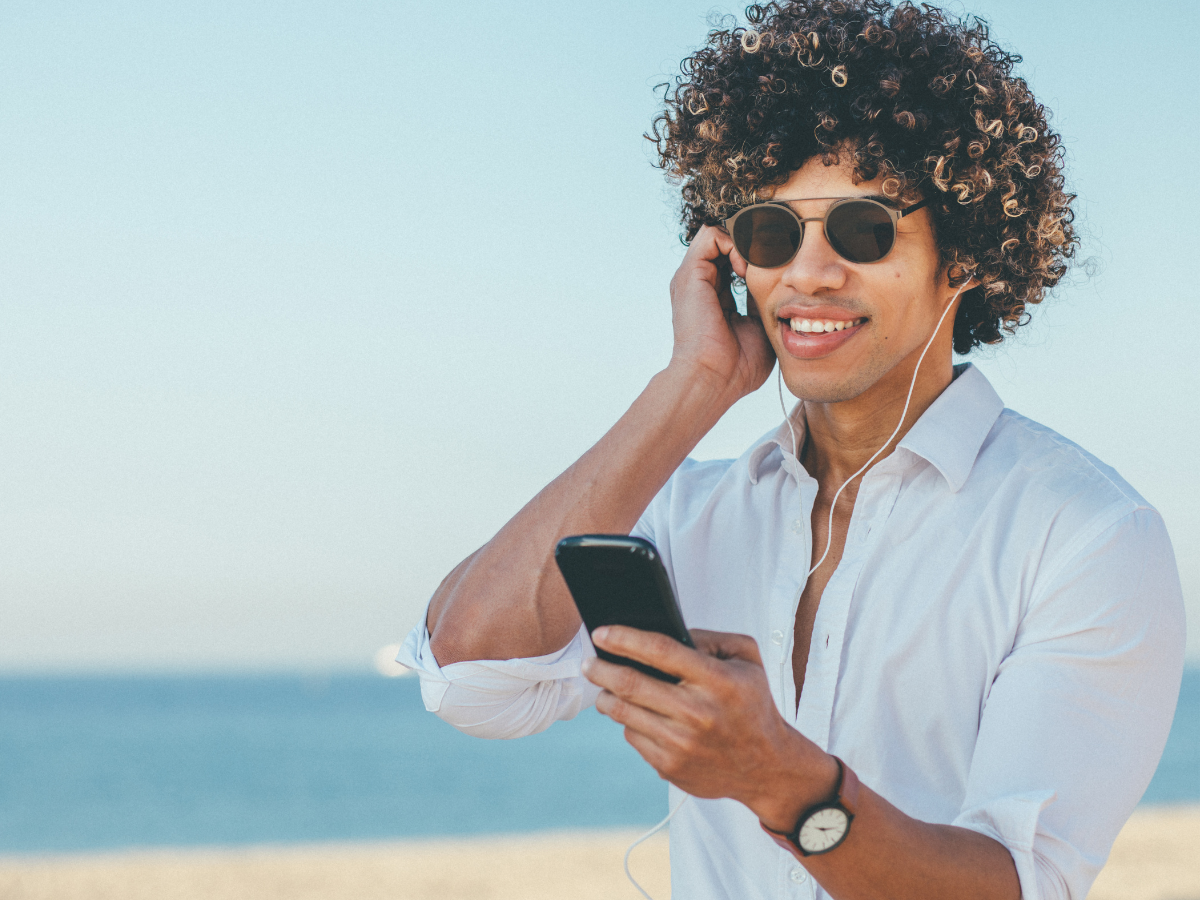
[
  {"x1": 396, "y1": 619, "x2": 602, "y2": 739},
  {"x1": 397, "y1": 498, "x2": 664, "y2": 741},
  {"x1": 951, "y1": 507, "x2": 1186, "y2": 900}
]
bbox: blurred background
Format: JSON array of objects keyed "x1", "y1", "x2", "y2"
[
  {"x1": 0, "y1": 0, "x2": 1197, "y2": 859},
  {"x1": 1, "y1": 0, "x2": 1197, "y2": 672}
]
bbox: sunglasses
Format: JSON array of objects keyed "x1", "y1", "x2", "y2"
[{"x1": 724, "y1": 196, "x2": 930, "y2": 267}]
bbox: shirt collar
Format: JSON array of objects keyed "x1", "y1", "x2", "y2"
[
  {"x1": 746, "y1": 363, "x2": 1004, "y2": 493},
  {"x1": 747, "y1": 408, "x2": 807, "y2": 485}
]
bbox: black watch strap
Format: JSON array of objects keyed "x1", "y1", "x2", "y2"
[{"x1": 760, "y1": 756, "x2": 858, "y2": 857}]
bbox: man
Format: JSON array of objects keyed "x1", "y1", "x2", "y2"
[{"x1": 400, "y1": 2, "x2": 1184, "y2": 898}]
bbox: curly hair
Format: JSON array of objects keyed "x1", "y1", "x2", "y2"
[{"x1": 650, "y1": 0, "x2": 1077, "y2": 353}]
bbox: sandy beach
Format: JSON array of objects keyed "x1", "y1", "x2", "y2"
[{"x1": 1, "y1": 805, "x2": 1196, "y2": 900}]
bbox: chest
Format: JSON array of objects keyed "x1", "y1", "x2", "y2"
[
  {"x1": 666, "y1": 462, "x2": 1027, "y2": 752},
  {"x1": 791, "y1": 486, "x2": 855, "y2": 704}
]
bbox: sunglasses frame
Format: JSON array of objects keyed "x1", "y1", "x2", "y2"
[{"x1": 723, "y1": 196, "x2": 930, "y2": 268}]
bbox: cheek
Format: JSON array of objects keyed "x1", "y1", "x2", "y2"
[
  {"x1": 744, "y1": 269, "x2": 776, "y2": 302},
  {"x1": 864, "y1": 274, "x2": 918, "y2": 339}
]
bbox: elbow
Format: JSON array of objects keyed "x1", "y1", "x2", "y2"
[
  {"x1": 428, "y1": 624, "x2": 476, "y2": 667},
  {"x1": 426, "y1": 596, "x2": 481, "y2": 666},
  {"x1": 425, "y1": 553, "x2": 484, "y2": 665}
]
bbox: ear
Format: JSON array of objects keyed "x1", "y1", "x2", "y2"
[
  {"x1": 952, "y1": 278, "x2": 980, "y2": 299},
  {"x1": 943, "y1": 263, "x2": 979, "y2": 301}
]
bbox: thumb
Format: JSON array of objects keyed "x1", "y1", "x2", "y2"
[{"x1": 690, "y1": 629, "x2": 764, "y2": 667}]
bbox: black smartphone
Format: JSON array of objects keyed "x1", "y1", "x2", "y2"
[{"x1": 554, "y1": 534, "x2": 694, "y2": 683}]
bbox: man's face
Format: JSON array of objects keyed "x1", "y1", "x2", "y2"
[{"x1": 743, "y1": 155, "x2": 957, "y2": 404}]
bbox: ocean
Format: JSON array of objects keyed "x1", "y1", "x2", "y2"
[{"x1": 1, "y1": 669, "x2": 1196, "y2": 854}]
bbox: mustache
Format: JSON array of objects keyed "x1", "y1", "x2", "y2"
[{"x1": 766, "y1": 297, "x2": 871, "y2": 317}]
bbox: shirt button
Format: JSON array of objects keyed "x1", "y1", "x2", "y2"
[
  {"x1": 791, "y1": 518, "x2": 805, "y2": 535},
  {"x1": 770, "y1": 629, "x2": 785, "y2": 645},
  {"x1": 789, "y1": 866, "x2": 809, "y2": 884}
]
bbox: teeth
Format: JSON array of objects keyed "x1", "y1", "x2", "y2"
[{"x1": 789, "y1": 317, "x2": 864, "y2": 333}]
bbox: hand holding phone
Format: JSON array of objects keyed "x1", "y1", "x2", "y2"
[{"x1": 554, "y1": 535, "x2": 693, "y2": 683}]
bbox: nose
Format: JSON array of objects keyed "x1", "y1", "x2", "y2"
[{"x1": 779, "y1": 221, "x2": 849, "y2": 295}]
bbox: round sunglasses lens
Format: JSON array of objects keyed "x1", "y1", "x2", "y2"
[
  {"x1": 826, "y1": 201, "x2": 894, "y2": 263},
  {"x1": 733, "y1": 206, "x2": 801, "y2": 268}
]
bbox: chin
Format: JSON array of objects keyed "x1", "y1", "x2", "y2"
[
  {"x1": 786, "y1": 381, "x2": 866, "y2": 404},
  {"x1": 782, "y1": 363, "x2": 882, "y2": 404}
]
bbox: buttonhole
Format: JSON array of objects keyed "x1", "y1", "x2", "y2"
[{"x1": 825, "y1": 635, "x2": 830, "y2": 648}]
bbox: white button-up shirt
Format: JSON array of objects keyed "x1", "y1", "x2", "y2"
[{"x1": 400, "y1": 364, "x2": 1185, "y2": 900}]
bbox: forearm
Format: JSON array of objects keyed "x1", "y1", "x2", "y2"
[
  {"x1": 796, "y1": 785, "x2": 1020, "y2": 900},
  {"x1": 426, "y1": 362, "x2": 734, "y2": 665},
  {"x1": 584, "y1": 625, "x2": 1023, "y2": 900},
  {"x1": 754, "y1": 739, "x2": 1020, "y2": 900}
]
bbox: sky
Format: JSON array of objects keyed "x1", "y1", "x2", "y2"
[{"x1": 1, "y1": 0, "x2": 1197, "y2": 672}]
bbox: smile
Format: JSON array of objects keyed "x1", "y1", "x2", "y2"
[
  {"x1": 776, "y1": 311, "x2": 868, "y2": 360},
  {"x1": 786, "y1": 316, "x2": 868, "y2": 333}
]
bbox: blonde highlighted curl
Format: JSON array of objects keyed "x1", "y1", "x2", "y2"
[{"x1": 649, "y1": 0, "x2": 1077, "y2": 353}]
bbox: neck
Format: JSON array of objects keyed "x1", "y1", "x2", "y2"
[{"x1": 800, "y1": 344, "x2": 956, "y2": 490}]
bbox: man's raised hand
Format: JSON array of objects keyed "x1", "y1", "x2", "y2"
[{"x1": 667, "y1": 226, "x2": 775, "y2": 405}]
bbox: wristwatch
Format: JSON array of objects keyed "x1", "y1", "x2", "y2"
[{"x1": 760, "y1": 756, "x2": 859, "y2": 857}]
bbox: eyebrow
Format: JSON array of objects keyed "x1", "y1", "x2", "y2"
[
  {"x1": 861, "y1": 193, "x2": 901, "y2": 208},
  {"x1": 767, "y1": 193, "x2": 901, "y2": 207}
]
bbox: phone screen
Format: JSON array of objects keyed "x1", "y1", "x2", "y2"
[{"x1": 554, "y1": 534, "x2": 693, "y2": 682}]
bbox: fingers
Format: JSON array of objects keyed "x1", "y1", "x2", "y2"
[
  {"x1": 688, "y1": 223, "x2": 737, "y2": 265},
  {"x1": 592, "y1": 683, "x2": 671, "y2": 738},
  {"x1": 692, "y1": 223, "x2": 746, "y2": 280},
  {"x1": 583, "y1": 654, "x2": 679, "y2": 717},
  {"x1": 689, "y1": 225, "x2": 746, "y2": 286},
  {"x1": 690, "y1": 629, "x2": 764, "y2": 667},
  {"x1": 593, "y1": 682, "x2": 713, "y2": 786},
  {"x1": 713, "y1": 253, "x2": 736, "y2": 319},
  {"x1": 726, "y1": 235, "x2": 748, "y2": 279},
  {"x1": 586, "y1": 627, "x2": 785, "y2": 799},
  {"x1": 591, "y1": 625, "x2": 713, "y2": 683},
  {"x1": 670, "y1": 224, "x2": 734, "y2": 318},
  {"x1": 621, "y1": 725, "x2": 669, "y2": 771},
  {"x1": 621, "y1": 722, "x2": 682, "y2": 782},
  {"x1": 688, "y1": 226, "x2": 754, "y2": 323}
]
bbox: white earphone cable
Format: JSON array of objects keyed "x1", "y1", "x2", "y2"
[
  {"x1": 780, "y1": 283, "x2": 966, "y2": 578},
  {"x1": 623, "y1": 793, "x2": 689, "y2": 900},
  {"x1": 621, "y1": 285, "x2": 964, "y2": 900}
]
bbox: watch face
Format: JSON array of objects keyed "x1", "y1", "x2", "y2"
[{"x1": 797, "y1": 805, "x2": 850, "y2": 854}]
